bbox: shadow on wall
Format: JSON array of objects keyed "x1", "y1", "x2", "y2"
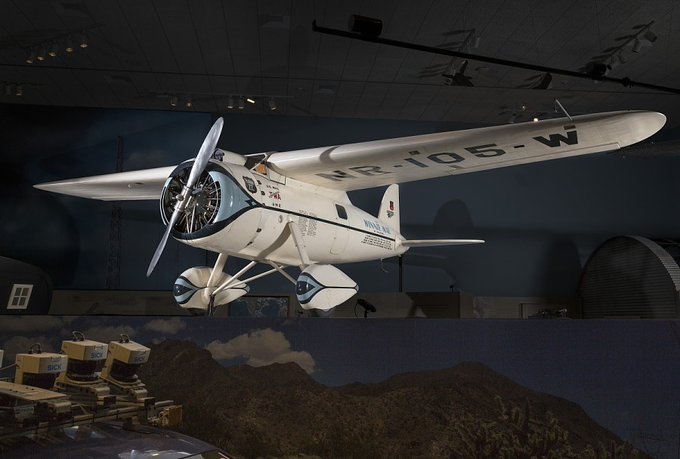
[
  {"x1": 398, "y1": 199, "x2": 585, "y2": 296},
  {"x1": 0, "y1": 191, "x2": 80, "y2": 286},
  {"x1": 539, "y1": 239, "x2": 581, "y2": 295}
]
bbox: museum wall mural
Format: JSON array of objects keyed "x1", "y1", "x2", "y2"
[
  {"x1": 0, "y1": 316, "x2": 678, "y2": 458},
  {"x1": 2, "y1": 103, "x2": 680, "y2": 297}
]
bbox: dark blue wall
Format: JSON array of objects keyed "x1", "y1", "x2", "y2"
[{"x1": 2, "y1": 103, "x2": 678, "y2": 296}]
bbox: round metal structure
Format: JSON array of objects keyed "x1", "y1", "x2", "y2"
[
  {"x1": 161, "y1": 168, "x2": 221, "y2": 235},
  {"x1": 580, "y1": 235, "x2": 680, "y2": 318}
]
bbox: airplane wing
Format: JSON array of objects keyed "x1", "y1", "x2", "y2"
[
  {"x1": 266, "y1": 111, "x2": 665, "y2": 191},
  {"x1": 34, "y1": 166, "x2": 175, "y2": 201},
  {"x1": 35, "y1": 111, "x2": 664, "y2": 199}
]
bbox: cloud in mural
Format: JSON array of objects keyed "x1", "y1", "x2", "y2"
[
  {"x1": 205, "y1": 328, "x2": 316, "y2": 374},
  {"x1": 1, "y1": 335, "x2": 58, "y2": 365},
  {"x1": 0, "y1": 316, "x2": 65, "y2": 333},
  {"x1": 80, "y1": 324, "x2": 136, "y2": 343},
  {"x1": 144, "y1": 318, "x2": 186, "y2": 335}
]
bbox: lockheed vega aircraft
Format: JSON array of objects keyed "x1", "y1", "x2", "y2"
[{"x1": 36, "y1": 110, "x2": 665, "y2": 313}]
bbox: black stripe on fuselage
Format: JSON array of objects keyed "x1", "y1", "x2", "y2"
[{"x1": 265, "y1": 205, "x2": 396, "y2": 242}]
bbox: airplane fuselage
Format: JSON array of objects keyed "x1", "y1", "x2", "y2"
[{"x1": 169, "y1": 161, "x2": 406, "y2": 267}]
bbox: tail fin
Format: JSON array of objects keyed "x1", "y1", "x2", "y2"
[{"x1": 378, "y1": 184, "x2": 400, "y2": 233}]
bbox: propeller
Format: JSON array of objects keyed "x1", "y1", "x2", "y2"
[{"x1": 146, "y1": 117, "x2": 224, "y2": 277}]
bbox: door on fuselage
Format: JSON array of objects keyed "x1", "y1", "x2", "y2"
[{"x1": 330, "y1": 203, "x2": 349, "y2": 255}]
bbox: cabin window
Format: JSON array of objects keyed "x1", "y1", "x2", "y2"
[{"x1": 335, "y1": 204, "x2": 348, "y2": 220}]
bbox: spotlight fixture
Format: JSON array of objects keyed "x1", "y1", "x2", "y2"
[
  {"x1": 48, "y1": 42, "x2": 58, "y2": 57},
  {"x1": 268, "y1": 97, "x2": 277, "y2": 111},
  {"x1": 65, "y1": 36, "x2": 74, "y2": 53},
  {"x1": 348, "y1": 15, "x2": 382, "y2": 38},
  {"x1": 36, "y1": 46, "x2": 46, "y2": 61},
  {"x1": 355, "y1": 298, "x2": 376, "y2": 318},
  {"x1": 25, "y1": 50, "x2": 34, "y2": 64},
  {"x1": 79, "y1": 32, "x2": 88, "y2": 49},
  {"x1": 237, "y1": 96, "x2": 245, "y2": 109},
  {"x1": 246, "y1": 97, "x2": 255, "y2": 104},
  {"x1": 185, "y1": 97, "x2": 192, "y2": 108},
  {"x1": 15, "y1": 84, "x2": 22, "y2": 96},
  {"x1": 632, "y1": 38, "x2": 643, "y2": 53},
  {"x1": 643, "y1": 30, "x2": 658, "y2": 43},
  {"x1": 169, "y1": 95, "x2": 178, "y2": 107},
  {"x1": 227, "y1": 96, "x2": 234, "y2": 109}
]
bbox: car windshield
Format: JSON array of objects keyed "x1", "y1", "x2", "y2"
[{"x1": 1, "y1": 422, "x2": 232, "y2": 459}]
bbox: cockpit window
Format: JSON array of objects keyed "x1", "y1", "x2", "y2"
[{"x1": 335, "y1": 204, "x2": 348, "y2": 220}]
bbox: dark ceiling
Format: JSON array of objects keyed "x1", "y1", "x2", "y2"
[{"x1": 1, "y1": 0, "x2": 679, "y2": 127}]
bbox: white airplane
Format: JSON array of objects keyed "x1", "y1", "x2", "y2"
[{"x1": 35, "y1": 110, "x2": 665, "y2": 313}]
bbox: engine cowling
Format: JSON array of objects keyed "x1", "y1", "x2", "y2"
[
  {"x1": 296, "y1": 264, "x2": 358, "y2": 311},
  {"x1": 173, "y1": 266, "x2": 248, "y2": 314}
]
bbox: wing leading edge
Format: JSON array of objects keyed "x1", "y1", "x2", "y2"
[
  {"x1": 34, "y1": 166, "x2": 175, "y2": 201},
  {"x1": 265, "y1": 111, "x2": 665, "y2": 191}
]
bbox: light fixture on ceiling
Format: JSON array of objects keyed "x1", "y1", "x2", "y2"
[
  {"x1": 79, "y1": 32, "x2": 88, "y2": 49},
  {"x1": 237, "y1": 96, "x2": 245, "y2": 109},
  {"x1": 227, "y1": 96, "x2": 234, "y2": 109},
  {"x1": 643, "y1": 29, "x2": 658, "y2": 43},
  {"x1": 348, "y1": 14, "x2": 383, "y2": 38},
  {"x1": 185, "y1": 97, "x2": 192, "y2": 108},
  {"x1": 632, "y1": 38, "x2": 643, "y2": 53},
  {"x1": 268, "y1": 97, "x2": 277, "y2": 111},
  {"x1": 48, "y1": 42, "x2": 58, "y2": 57},
  {"x1": 246, "y1": 97, "x2": 255, "y2": 104},
  {"x1": 65, "y1": 36, "x2": 74, "y2": 53},
  {"x1": 169, "y1": 95, "x2": 178, "y2": 107},
  {"x1": 25, "y1": 49, "x2": 34, "y2": 64},
  {"x1": 36, "y1": 46, "x2": 46, "y2": 61},
  {"x1": 15, "y1": 84, "x2": 22, "y2": 96}
]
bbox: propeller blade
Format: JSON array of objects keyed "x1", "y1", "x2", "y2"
[
  {"x1": 187, "y1": 117, "x2": 224, "y2": 189},
  {"x1": 147, "y1": 209, "x2": 181, "y2": 277},
  {"x1": 146, "y1": 117, "x2": 224, "y2": 277}
]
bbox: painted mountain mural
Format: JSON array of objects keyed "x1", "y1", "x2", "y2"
[{"x1": 138, "y1": 340, "x2": 645, "y2": 459}]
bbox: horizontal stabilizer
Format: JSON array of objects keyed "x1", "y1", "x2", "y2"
[{"x1": 400, "y1": 239, "x2": 485, "y2": 248}]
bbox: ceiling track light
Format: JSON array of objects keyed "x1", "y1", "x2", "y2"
[
  {"x1": 227, "y1": 96, "x2": 234, "y2": 109},
  {"x1": 48, "y1": 42, "x2": 58, "y2": 58},
  {"x1": 25, "y1": 49, "x2": 34, "y2": 64},
  {"x1": 268, "y1": 97, "x2": 277, "y2": 111},
  {"x1": 246, "y1": 97, "x2": 255, "y2": 104},
  {"x1": 185, "y1": 96, "x2": 193, "y2": 108},
  {"x1": 79, "y1": 32, "x2": 88, "y2": 49},
  {"x1": 36, "y1": 46, "x2": 46, "y2": 61},
  {"x1": 169, "y1": 95, "x2": 178, "y2": 107},
  {"x1": 65, "y1": 36, "x2": 74, "y2": 53},
  {"x1": 632, "y1": 38, "x2": 643, "y2": 53},
  {"x1": 237, "y1": 96, "x2": 245, "y2": 109},
  {"x1": 15, "y1": 84, "x2": 22, "y2": 96}
]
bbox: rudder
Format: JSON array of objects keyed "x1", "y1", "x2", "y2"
[{"x1": 378, "y1": 184, "x2": 400, "y2": 233}]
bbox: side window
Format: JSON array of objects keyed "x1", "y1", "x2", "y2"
[
  {"x1": 7, "y1": 284, "x2": 33, "y2": 310},
  {"x1": 335, "y1": 204, "x2": 347, "y2": 220}
]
